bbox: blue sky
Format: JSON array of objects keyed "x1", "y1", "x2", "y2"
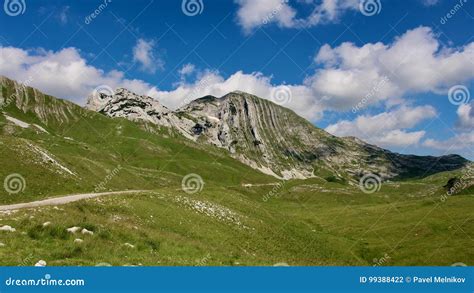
[{"x1": 0, "y1": 0, "x2": 473, "y2": 159}]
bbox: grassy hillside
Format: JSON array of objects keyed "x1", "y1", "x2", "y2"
[
  {"x1": 0, "y1": 77, "x2": 273, "y2": 204},
  {"x1": 0, "y1": 169, "x2": 472, "y2": 266}
]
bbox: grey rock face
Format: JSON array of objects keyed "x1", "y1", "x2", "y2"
[{"x1": 86, "y1": 88, "x2": 171, "y2": 125}]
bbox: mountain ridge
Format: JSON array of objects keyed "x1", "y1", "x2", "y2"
[
  {"x1": 0, "y1": 75, "x2": 467, "y2": 182},
  {"x1": 83, "y1": 81, "x2": 469, "y2": 181},
  {"x1": 0, "y1": 74, "x2": 276, "y2": 203}
]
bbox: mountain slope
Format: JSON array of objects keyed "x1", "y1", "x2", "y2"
[
  {"x1": 86, "y1": 87, "x2": 469, "y2": 180},
  {"x1": 0, "y1": 76, "x2": 274, "y2": 203}
]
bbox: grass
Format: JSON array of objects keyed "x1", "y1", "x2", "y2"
[{"x1": 0, "y1": 170, "x2": 472, "y2": 266}]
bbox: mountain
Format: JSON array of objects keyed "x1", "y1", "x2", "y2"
[
  {"x1": 0, "y1": 76, "x2": 274, "y2": 203},
  {"x1": 86, "y1": 87, "x2": 469, "y2": 181}
]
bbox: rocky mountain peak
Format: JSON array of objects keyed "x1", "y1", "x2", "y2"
[
  {"x1": 227, "y1": 90, "x2": 249, "y2": 96},
  {"x1": 114, "y1": 87, "x2": 133, "y2": 94},
  {"x1": 85, "y1": 87, "x2": 171, "y2": 127},
  {"x1": 85, "y1": 86, "x2": 469, "y2": 180}
]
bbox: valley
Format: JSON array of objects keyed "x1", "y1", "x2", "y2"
[{"x1": 0, "y1": 75, "x2": 472, "y2": 266}]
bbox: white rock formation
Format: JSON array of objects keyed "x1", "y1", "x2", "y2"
[
  {"x1": 81, "y1": 228, "x2": 94, "y2": 235},
  {"x1": 0, "y1": 225, "x2": 16, "y2": 232},
  {"x1": 66, "y1": 226, "x2": 81, "y2": 233},
  {"x1": 35, "y1": 260, "x2": 47, "y2": 267}
]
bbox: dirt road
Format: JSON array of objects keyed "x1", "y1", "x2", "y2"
[{"x1": 0, "y1": 190, "x2": 147, "y2": 211}]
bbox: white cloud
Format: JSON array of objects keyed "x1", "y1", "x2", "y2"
[
  {"x1": 1, "y1": 26, "x2": 474, "y2": 141},
  {"x1": 423, "y1": 131, "x2": 474, "y2": 151},
  {"x1": 325, "y1": 105, "x2": 437, "y2": 147},
  {"x1": 235, "y1": 0, "x2": 297, "y2": 32},
  {"x1": 1, "y1": 26, "x2": 474, "y2": 157},
  {"x1": 0, "y1": 46, "x2": 322, "y2": 119},
  {"x1": 178, "y1": 63, "x2": 196, "y2": 77},
  {"x1": 0, "y1": 46, "x2": 159, "y2": 104},
  {"x1": 422, "y1": 101, "x2": 474, "y2": 156},
  {"x1": 310, "y1": 26, "x2": 474, "y2": 111},
  {"x1": 304, "y1": 0, "x2": 359, "y2": 26},
  {"x1": 132, "y1": 39, "x2": 163, "y2": 73},
  {"x1": 378, "y1": 130, "x2": 427, "y2": 148},
  {"x1": 163, "y1": 27, "x2": 474, "y2": 120},
  {"x1": 154, "y1": 70, "x2": 324, "y2": 120},
  {"x1": 235, "y1": 0, "x2": 358, "y2": 33},
  {"x1": 456, "y1": 102, "x2": 474, "y2": 129}
]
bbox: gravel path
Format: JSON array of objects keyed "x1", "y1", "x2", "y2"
[{"x1": 0, "y1": 190, "x2": 147, "y2": 211}]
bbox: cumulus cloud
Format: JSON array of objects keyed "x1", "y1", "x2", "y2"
[
  {"x1": 235, "y1": 0, "x2": 358, "y2": 33},
  {"x1": 1, "y1": 25, "x2": 474, "y2": 156},
  {"x1": 235, "y1": 0, "x2": 297, "y2": 32},
  {"x1": 166, "y1": 27, "x2": 474, "y2": 120},
  {"x1": 0, "y1": 46, "x2": 159, "y2": 104},
  {"x1": 423, "y1": 101, "x2": 474, "y2": 155},
  {"x1": 132, "y1": 39, "x2": 163, "y2": 73},
  {"x1": 178, "y1": 63, "x2": 196, "y2": 77},
  {"x1": 423, "y1": 131, "x2": 474, "y2": 151},
  {"x1": 456, "y1": 101, "x2": 474, "y2": 129},
  {"x1": 422, "y1": 101, "x2": 473, "y2": 157},
  {"x1": 377, "y1": 130, "x2": 427, "y2": 148},
  {"x1": 0, "y1": 46, "x2": 322, "y2": 119},
  {"x1": 325, "y1": 105, "x2": 437, "y2": 147},
  {"x1": 154, "y1": 70, "x2": 325, "y2": 120},
  {"x1": 169, "y1": 26, "x2": 473, "y2": 119},
  {"x1": 304, "y1": 0, "x2": 359, "y2": 25},
  {"x1": 1, "y1": 26, "x2": 474, "y2": 137},
  {"x1": 310, "y1": 26, "x2": 474, "y2": 111}
]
